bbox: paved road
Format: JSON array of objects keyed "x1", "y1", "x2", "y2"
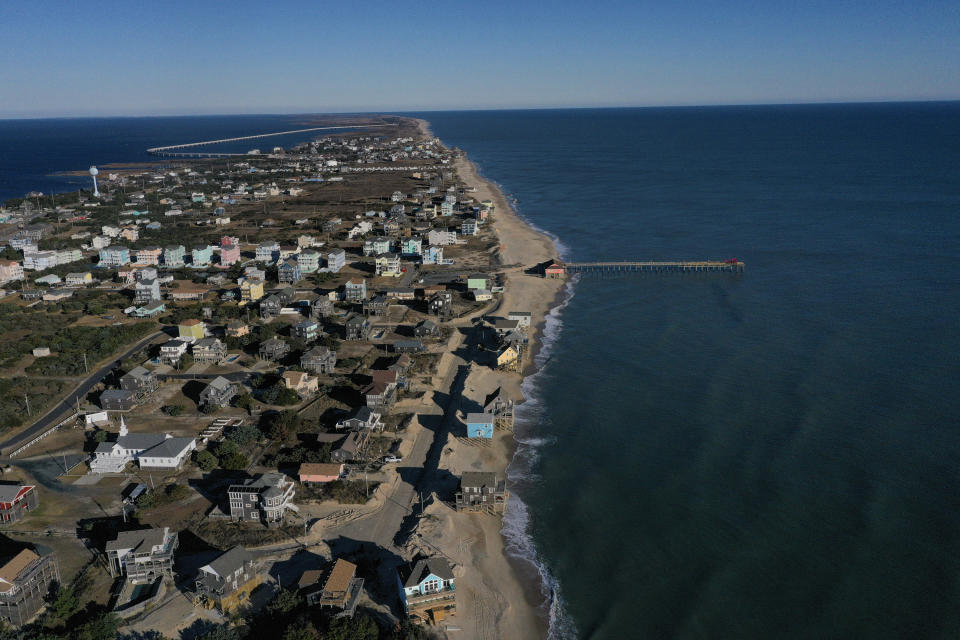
[
  {"x1": 0, "y1": 330, "x2": 167, "y2": 453},
  {"x1": 156, "y1": 372, "x2": 250, "y2": 382}
]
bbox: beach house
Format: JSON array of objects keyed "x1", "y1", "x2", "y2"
[
  {"x1": 98, "y1": 245, "x2": 130, "y2": 267},
  {"x1": 396, "y1": 557, "x2": 456, "y2": 625},
  {"x1": 219, "y1": 243, "x2": 241, "y2": 266},
  {"x1": 326, "y1": 248, "x2": 346, "y2": 272},
  {"x1": 465, "y1": 413, "x2": 495, "y2": 439},
  {"x1": 0, "y1": 485, "x2": 39, "y2": 524},
  {"x1": 422, "y1": 245, "x2": 444, "y2": 265},
  {"x1": 375, "y1": 253, "x2": 402, "y2": 277},
  {"x1": 301, "y1": 345, "x2": 336, "y2": 373},
  {"x1": 298, "y1": 250, "x2": 320, "y2": 273},
  {"x1": 401, "y1": 237, "x2": 422, "y2": 257},
  {"x1": 240, "y1": 278, "x2": 265, "y2": 303},
  {"x1": 135, "y1": 247, "x2": 162, "y2": 265},
  {"x1": 0, "y1": 549, "x2": 61, "y2": 628},
  {"x1": 178, "y1": 319, "x2": 206, "y2": 341},
  {"x1": 105, "y1": 527, "x2": 177, "y2": 583},
  {"x1": 344, "y1": 278, "x2": 367, "y2": 302},
  {"x1": 278, "y1": 259, "x2": 302, "y2": 283},
  {"x1": 163, "y1": 245, "x2": 186, "y2": 267},
  {"x1": 193, "y1": 547, "x2": 262, "y2": 614},
  {"x1": 192, "y1": 245, "x2": 213, "y2": 267},
  {"x1": 455, "y1": 471, "x2": 507, "y2": 513},
  {"x1": 199, "y1": 376, "x2": 237, "y2": 410},
  {"x1": 227, "y1": 473, "x2": 296, "y2": 525}
]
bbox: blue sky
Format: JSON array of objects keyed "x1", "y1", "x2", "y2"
[{"x1": 1, "y1": 0, "x2": 958, "y2": 117}]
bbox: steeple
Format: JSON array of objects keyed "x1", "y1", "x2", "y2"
[{"x1": 119, "y1": 416, "x2": 128, "y2": 437}]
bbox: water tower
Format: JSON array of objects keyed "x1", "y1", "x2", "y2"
[{"x1": 89, "y1": 166, "x2": 100, "y2": 197}]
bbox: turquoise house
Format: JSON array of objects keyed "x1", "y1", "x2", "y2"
[
  {"x1": 192, "y1": 245, "x2": 213, "y2": 267},
  {"x1": 465, "y1": 413, "x2": 494, "y2": 439}
]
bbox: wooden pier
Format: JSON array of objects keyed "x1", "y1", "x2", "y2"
[{"x1": 545, "y1": 260, "x2": 745, "y2": 276}]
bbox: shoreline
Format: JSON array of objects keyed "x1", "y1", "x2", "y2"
[{"x1": 416, "y1": 118, "x2": 567, "y2": 639}]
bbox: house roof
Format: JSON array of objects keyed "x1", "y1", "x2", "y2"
[
  {"x1": 302, "y1": 345, "x2": 331, "y2": 359},
  {"x1": 206, "y1": 376, "x2": 234, "y2": 392},
  {"x1": 141, "y1": 437, "x2": 194, "y2": 459},
  {"x1": 465, "y1": 413, "x2": 494, "y2": 424},
  {"x1": 106, "y1": 527, "x2": 169, "y2": 552},
  {"x1": 461, "y1": 471, "x2": 498, "y2": 490},
  {"x1": 180, "y1": 319, "x2": 203, "y2": 326},
  {"x1": 299, "y1": 462, "x2": 343, "y2": 477},
  {"x1": 0, "y1": 550, "x2": 40, "y2": 592},
  {"x1": 400, "y1": 557, "x2": 454, "y2": 588},
  {"x1": 101, "y1": 389, "x2": 136, "y2": 401},
  {"x1": 116, "y1": 432, "x2": 167, "y2": 451},
  {"x1": 0, "y1": 485, "x2": 33, "y2": 504},
  {"x1": 298, "y1": 569, "x2": 325, "y2": 590},
  {"x1": 323, "y1": 558, "x2": 357, "y2": 594},
  {"x1": 201, "y1": 546, "x2": 252, "y2": 578},
  {"x1": 283, "y1": 371, "x2": 308, "y2": 385}
]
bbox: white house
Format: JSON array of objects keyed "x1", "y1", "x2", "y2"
[{"x1": 90, "y1": 418, "x2": 196, "y2": 473}]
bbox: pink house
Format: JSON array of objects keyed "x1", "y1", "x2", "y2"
[
  {"x1": 220, "y1": 244, "x2": 241, "y2": 266},
  {"x1": 221, "y1": 235, "x2": 240, "y2": 247},
  {"x1": 298, "y1": 462, "x2": 344, "y2": 484}
]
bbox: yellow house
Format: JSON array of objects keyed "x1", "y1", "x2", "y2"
[
  {"x1": 194, "y1": 547, "x2": 263, "y2": 614},
  {"x1": 178, "y1": 319, "x2": 206, "y2": 340},
  {"x1": 240, "y1": 279, "x2": 265, "y2": 303},
  {"x1": 496, "y1": 345, "x2": 519, "y2": 369}
]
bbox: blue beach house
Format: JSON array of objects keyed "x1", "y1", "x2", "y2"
[
  {"x1": 465, "y1": 413, "x2": 494, "y2": 439},
  {"x1": 396, "y1": 557, "x2": 456, "y2": 623}
]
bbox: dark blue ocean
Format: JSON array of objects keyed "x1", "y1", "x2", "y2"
[
  {"x1": 3, "y1": 105, "x2": 960, "y2": 639},
  {"x1": 418, "y1": 104, "x2": 960, "y2": 639}
]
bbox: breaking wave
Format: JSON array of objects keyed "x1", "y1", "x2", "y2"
[{"x1": 502, "y1": 275, "x2": 579, "y2": 640}]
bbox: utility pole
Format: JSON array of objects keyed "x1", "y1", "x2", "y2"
[
  {"x1": 23, "y1": 393, "x2": 31, "y2": 416},
  {"x1": 82, "y1": 352, "x2": 88, "y2": 373}
]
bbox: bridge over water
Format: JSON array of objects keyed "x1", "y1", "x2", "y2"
[{"x1": 145, "y1": 124, "x2": 380, "y2": 157}]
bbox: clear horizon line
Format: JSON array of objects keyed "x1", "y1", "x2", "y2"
[{"x1": 1, "y1": 97, "x2": 959, "y2": 121}]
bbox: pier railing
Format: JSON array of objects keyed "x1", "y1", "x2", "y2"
[{"x1": 557, "y1": 261, "x2": 745, "y2": 274}]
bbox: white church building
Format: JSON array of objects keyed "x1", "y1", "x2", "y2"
[{"x1": 90, "y1": 418, "x2": 196, "y2": 473}]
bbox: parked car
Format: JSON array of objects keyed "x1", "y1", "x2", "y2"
[{"x1": 382, "y1": 455, "x2": 402, "y2": 463}]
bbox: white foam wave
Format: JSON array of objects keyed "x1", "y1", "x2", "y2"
[
  {"x1": 503, "y1": 496, "x2": 579, "y2": 640},
  {"x1": 501, "y1": 276, "x2": 580, "y2": 640}
]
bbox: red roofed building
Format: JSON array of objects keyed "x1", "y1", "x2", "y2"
[
  {"x1": 544, "y1": 262, "x2": 565, "y2": 278},
  {"x1": 0, "y1": 486, "x2": 38, "y2": 524}
]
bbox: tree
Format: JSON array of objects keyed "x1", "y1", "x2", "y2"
[
  {"x1": 93, "y1": 429, "x2": 108, "y2": 443},
  {"x1": 325, "y1": 614, "x2": 379, "y2": 640},
  {"x1": 235, "y1": 393, "x2": 255, "y2": 415},
  {"x1": 281, "y1": 623, "x2": 319, "y2": 640},
  {"x1": 220, "y1": 451, "x2": 248, "y2": 470},
  {"x1": 226, "y1": 423, "x2": 260, "y2": 446},
  {"x1": 263, "y1": 588, "x2": 301, "y2": 618},
  {"x1": 193, "y1": 449, "x2": 217, "y2": 471},
  {"x1": 75, "y1": 612, "x2": 121, "y2": 640},
  {"x1": 162, "y1": 404, "x2": 183, "y2": 417}
]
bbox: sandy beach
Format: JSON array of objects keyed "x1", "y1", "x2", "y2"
[{"x1": 409, "y1": 119, "x2": 565, "y2": 639}]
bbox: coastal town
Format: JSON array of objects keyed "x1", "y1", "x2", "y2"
[{"x1": 0, "y1": 116, "x2": 564, "y2": 639}]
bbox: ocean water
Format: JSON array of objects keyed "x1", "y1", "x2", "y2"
[
  {"x1": 0, "y1": 114, "x2": 340, "y2": 201},
  {"x1": 418, "y1": 104, "x2": 960, "y2": 639}
]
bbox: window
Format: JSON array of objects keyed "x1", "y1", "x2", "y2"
[{"x1": 423, "y1": 579, "x2": 440, "y2": 594}]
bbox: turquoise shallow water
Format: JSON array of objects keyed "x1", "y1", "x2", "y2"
[{"x1": 416, "y1": 104, "x2": 960, "y2": 639}]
